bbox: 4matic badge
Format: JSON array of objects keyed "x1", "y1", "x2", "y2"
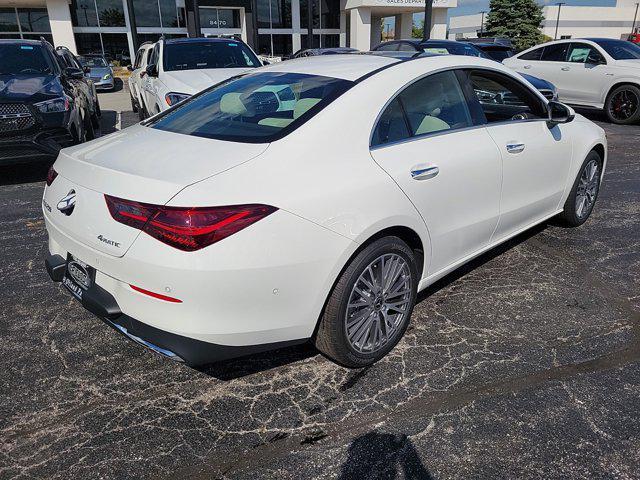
[{"x1": 97, "y1": 235, "x2": 121, "y2": 248}]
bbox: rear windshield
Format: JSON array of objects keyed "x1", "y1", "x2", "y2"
[
  {"x1": 423, "y1": 43, "x2": 486, "y2": 58},
  {"x1": 483, "y1": 48, "x2": 514, "y2": 61},
  {"x1": 163, "y1": 41, "x2": 261, "y2": 71},
  {"x1": 79, "y1": 56, "x2": 108, "y2": 67},
  {"x1": 0, "y1": 44, "x2": 53, "y2": 75},
  {"x1": 150, "y1": 72, "x2": 352, "y2": 143},
  {"x1": 594, "y1": 39, "x2": 640, "y2": 60}
]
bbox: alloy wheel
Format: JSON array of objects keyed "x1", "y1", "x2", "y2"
[
  {"x1": 345, "y1": 253, "x2": 412, "y2": 354},
  {"x1": 608, "y1": 89, "x2": 639, "y2": 122},
  {"x1": 575, "y1": 158, "x2": 600, "y2": 219}
]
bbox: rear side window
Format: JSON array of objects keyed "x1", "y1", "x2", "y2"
[
  {"x1": 519, "y1": 47, "x2": 544, "y2": 61},
  {"x1": 376, "y1": 43, "x2": 399, "y2": 52},
  {"x1": 541, "y1": 43, "x2": 569, "y2": 62},
  {"x1": 150, "y1": 72, "x2": 352, "y2": 143},
  {"x1": 372, "y1": 70, "x2": 472, "y2": 147}
]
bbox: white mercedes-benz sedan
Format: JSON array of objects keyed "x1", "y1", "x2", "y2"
[{"x1": 43, "y1": 54, "x2": 607, "y2": 368}]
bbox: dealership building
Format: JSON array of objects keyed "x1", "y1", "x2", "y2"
[
  {"x1": 449, "y1": 0, "x2": 640, "y2": 42},
  {"x1": 0, "y1": 0, "x2": 454, "y2": 60}
]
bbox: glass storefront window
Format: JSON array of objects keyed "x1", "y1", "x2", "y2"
[
  {"x1": 18, "y1": 8, "x2": 50, "y2": 32},
  {"x1": 23, "y1": 33, "x2": 54, "y2": 44},
  {"x1": 258, "y1": 33, "x2": 292, "y2": 56},
  {"x1": 74, "y1": 32, "x2": 103, "y2": 55},
  {"x1": 101, "y1": 33, "x2": 131, "y2": 64},
  {"x1": 199, "y1": 8, "x2": 240, "y2": 29},
  {"x1": 160, "y1": 0, "x2": 182, "y2": 28},
  {"x1": 133, "y1": 0, "x2": 161, "y2": 27},
  {"x1": 321, "y1": 34, "x2": 339, "y2": 48},
  {"x1": 320, "y1": 0, "x2": 339, "y2": 29},
  {"x1": 0, "y1": 8, "x2": 19, "y2": 32},
  {"x1": 71, "y1": 0, "x2": 99, "y2": 27},
  {"x1": 96, "y1": 0, "x2": 125, "y2": 27},
  {"x1": 300, "y1": 34, "x2": 320, "y2": 49},
  {"x1": 257, "y1": 0, "x2": 292, "y2": 29}
]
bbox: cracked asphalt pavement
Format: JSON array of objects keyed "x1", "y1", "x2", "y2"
[{"x1": 1, "y1": 91, "x2": 639, "y2": 479}]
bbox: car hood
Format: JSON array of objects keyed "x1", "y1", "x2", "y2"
[
  {"x1": 162, "y1": 68, "x2": 255, "y2": 95},
  {"x1": 613, "y1": 59, "x2": 640, "y2": 69},
  {"x1": 519, "y1": 72, "x2": 555, "y2": 91},
  {"x1": 0, "y1": 74, "x2": 63, "y2": 102},
  {"x1": 54, "y1": 124, "x2": 269, "y2": 205}
]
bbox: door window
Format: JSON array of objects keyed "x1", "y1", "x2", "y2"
[
  {"x1": 371, "y1": 70, "x2": 472, "y2": 147},
  {"x1": 467, "y1": 70, "x2": 547, "y2": 123},
  {"x1": 567, "y1": 43, "x2": 605, "y2": 64},
  {"x1": 397, "y1": 43, "x2": 417, "y2": 52},
  {"x1": 540, "y1": 43, "x2": 569, "y2": 62},
  {"x1": 375, "y1": 42, "x2": 399, "y2": 51}
]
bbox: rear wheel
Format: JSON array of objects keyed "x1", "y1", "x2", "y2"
[
  {"x1": 130, "y1": 93, "x2": 138, "y2": 113},
  {"x1": 315, "y1": 236, "x2": 418, "y2": 368},
  {"x1": 84, "y1": 109, "x2": 95, "y2": 141},
  {"x1": 605, "y1": 85, "x2": 640, "y2": 125},
  {"x1": 557, "y1": 150, "x2": 603, "y2": 227},
  {"x1": 91, "y1": 98, "x2": 101, "y2": 130}
]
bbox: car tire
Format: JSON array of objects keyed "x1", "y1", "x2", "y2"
[
  {"x1": 557, "y1": 150, "x2": 603, "y2": 227},
  {"x1": 84, "y1": 110, "x2": 95, "y2": 141},
  {"x1": 605, "y1": 84, "x2": 640, "y2": 125},
  {"x1": 91, "y1": 98, "x2": 101, "y2": 130},
  {"x1": 314, "y1": 236, "x2": 418, "y2": 368}
]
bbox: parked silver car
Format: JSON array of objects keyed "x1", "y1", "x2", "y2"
[{"x1": 78, "y1": 54, "x2": 115, "y2": 91}]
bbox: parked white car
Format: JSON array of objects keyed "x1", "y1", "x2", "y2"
[
  {"x1": 504, "y1": 38, "x2": 640, "y2": 124},
  {"x1": 128, "y1": 41, "x2": 155, "y2": 120},
  {"x1": 43, "y1": 55, "x2": 606, "y2": 368},
  {"x1": 139, "y1": 37, "x2": 262, "y2": 118}
]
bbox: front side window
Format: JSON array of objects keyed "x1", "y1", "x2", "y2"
[
  {"x1": 150, "y1": 72, "x2": 352, "y2": 143},
  {"x1": 163, "y1": 41, "x2": 260, "y2": 71},
  {"x1": 541, "y1": 43, "x2": 569, "y2": 62},
  {"x1": 468, "y1": 70, "x2": 546, "y2": 123},
  {"x1": 372, "y1": 70, "x2": 472, "y2": 147},
  {"x1": 0, "y1": 43, "x2": 52, "y2": 74},
  {"x1": 567, "y1": 43, "x2": 604, "y2": 64},
  {"x1": 594, "y1": 39, "x2": 640, "y2": 60}
]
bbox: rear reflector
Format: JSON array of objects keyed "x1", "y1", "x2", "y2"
[
  {"x1": 105, "y1": 195, "x2": 277, "y2": 251},
  {"x1": 130, "y1": 284, "x2": 182, "y2": 303}
]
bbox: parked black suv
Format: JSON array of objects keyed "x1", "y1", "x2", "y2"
[{"x1": 0, "y1": 39, "x2": 93, "y2": 166}]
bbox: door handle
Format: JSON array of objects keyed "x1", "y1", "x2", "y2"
[
  {"x1": 506, "y1": 143, "x2": 525, "y2": 154},
  {"x1": 561, "y1": 66, "x2": 570, "y2": 71},
  {"x1": 411, "y1": 164, "x2": 439, "y2": 181},
  {"x1": 523, "y1": 65, "x2": 532, "y2": 69}
]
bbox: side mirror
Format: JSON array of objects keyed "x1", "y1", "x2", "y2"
[
  {"x1": 145, "y1": 63, "x2": 158, "y2": 77},
  {"x1": 262, "y1": 59, "x2": 270, "y2": 66},
  {"x1": 82, "y1": 66, "x2": 91, "y2": 74},
  {"x1": 547, "y1": 101, "x2": 575, "y2": 127},
  {"x1": 127, "y1": 65, "x2": 134, "y2": 71},
  {"x1": 65, "y1": 67, "x2": 85, "y2": 80}
]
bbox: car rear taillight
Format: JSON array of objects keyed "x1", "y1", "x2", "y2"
[
  {"x1": 105, "y1": 195, "x2": 277, "y2": 251},
  {"x1": 46, "y1": 166, "x2": 58, "y2": 186}
]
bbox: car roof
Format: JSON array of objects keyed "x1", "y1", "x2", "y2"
[
  {"x1": 258, "y1": 54, "x2": 401, "y2": 81},
  {"x1": 256, "y1": 53, "x2": 509, "y2": 82},
  {"x1": 472, "y1": 43, "x2": 512, "y2": 50}
]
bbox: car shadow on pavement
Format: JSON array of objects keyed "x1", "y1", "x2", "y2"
[
  {"x1": 338, "y1": 431, "x2": 433, "y2": 479},
  {"x1": 0, "y1": 161, "x2": 51, "y2": 186},
  {"x1": 199, "y1": 222, "x2": 550, "y2": 381}
]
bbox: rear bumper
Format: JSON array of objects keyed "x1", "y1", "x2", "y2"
[
  {"x1": 45, "y1": 253, "x2": 306, "y2": 365},
  {"x1": 0, "y1": 128, "x2": 74, "y2": 166}
]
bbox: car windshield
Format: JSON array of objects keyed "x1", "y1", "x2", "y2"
[
  {"x1": 163, "y1": 41, "x2": 261, "y2": 71},
  {"x1": 150, "y1": 72, "x2": 352, "y2": 143},
  {"x1": 594, "y1": 39, "x2": 640, "y2": 59},
  {"x1": 0, "y1": 43, "x2": 52, "y2": 75},
  {"x1": 79, "y1": 56, "x2": 108, "y2": 67}
]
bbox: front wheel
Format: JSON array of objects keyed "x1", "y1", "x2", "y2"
[
  {"x1": 557, "y1": 150, "x2": 603, "y2": 227},
  {"x1": 605, "y1": 85, "x2": 640, "y2": 125},
  {"x1": 315, "y1": 236, "x2": 418, "y2": 368}
]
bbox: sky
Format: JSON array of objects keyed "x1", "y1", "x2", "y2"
[
  {"x1": 451, "y1": 0, "x2": 617, "y2": 16},
  {"x1": 386, "y1": 0, "x2": 620, "y2": 32}
]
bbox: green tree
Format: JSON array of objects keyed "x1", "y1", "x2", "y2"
[
  {"x1": 412, "y1": 20, "x2": 424, "y2": 39},
  {"x1": 484, "y1": 0, "x2": 544, "y2": 51}
]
